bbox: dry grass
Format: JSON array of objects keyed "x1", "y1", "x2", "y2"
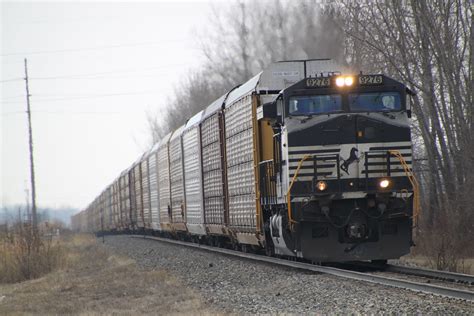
[
  {"x1": 412, "y1": 217, "x2": 474, "y2": 274},
  {"x1": 398, "y1": 254, "x2": 474, "y2": 275},
  {"x1": 0, "y1": 234, "x2": 216, "y2": 315},
  {"x1": 0, "y1": 227, "x2": 64, "y2": 284}
]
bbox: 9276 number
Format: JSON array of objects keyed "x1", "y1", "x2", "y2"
[
  {"x1": 359, "y1": 75, "x2": 383, "y2": 85},
  {"x1": 306, "y1": 78, "x2": 330, "y2": 88}
]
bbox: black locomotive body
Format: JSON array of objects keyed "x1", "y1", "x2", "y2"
[{"x1": 261, "y1": 74, "x2": 417, "y2": 262}]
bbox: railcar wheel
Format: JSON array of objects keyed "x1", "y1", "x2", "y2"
[{"x1": 265, "y1": 243, "x2": 275, "y2": 257}]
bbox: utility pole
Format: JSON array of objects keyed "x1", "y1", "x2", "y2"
[
  {"x1": 24, "y1": 187, "x2": 31, "y2": 224},
  {"x1": 24, "y1": 58, "x2": 37, "y2": 233},
  {"x1": 101, "y1": 208, "x2": 105, "y2": 243}
]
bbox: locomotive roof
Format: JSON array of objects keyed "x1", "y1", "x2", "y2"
[{"x1": 224, "y1": 59, "x2": 342, "y2": 108}]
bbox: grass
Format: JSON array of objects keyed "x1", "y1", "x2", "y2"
[
  {"x1": 411, "y1": 224, "x2": 474, "y2": 274},
  {"x1": 397, "y1": 254, "x2": 474, "y2": 275},
  {"x1": 0, "y1": 234, "x2": 215, "y2": 315},
  {"x1": 0, "y1": 228, "x2": 64, "y2": 284}
]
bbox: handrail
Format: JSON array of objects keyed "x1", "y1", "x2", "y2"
[
  {"x1": 389, "y1": 150, "x2": 420, "y2": 226},
  {"x1": 286, "y1": 154, "x2": 313, "y2": 230}
]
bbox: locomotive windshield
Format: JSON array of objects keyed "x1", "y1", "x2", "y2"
[
  {"x1": 288, "y1": 92, "x2": 403, "y2": 116},
  {"x1": 349, "y1": 92, "x2": 401, "y2": 112},
  {"x1": 289, "y1": 94, "x2": 342, "y2": 115}
]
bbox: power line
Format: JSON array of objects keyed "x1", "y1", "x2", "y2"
[
  {"x1": 39, "y1": 110, "x2": 123, "y2": 115},
  {"x1": 0, "y1": 110, "x2": 128, "y2": 116},
  {"x1": 1, "y1": 111, "x2": 25, "y2": 116},
  {"x1": 29, "y1": 73, "x2": 177, "y2": 81},
  {"x1": 2, "y1": 110, "x2": 123, "y2": 116},
  {"x1": 28, "y1": 63, "x2": 187, "y2": 80},
  {"x1": 0, "y1": 78, "x2": 24, "y2": 83},
  {"x1": 1, "y1": 95, "x2": 25, "y2": 100},
  {"x1": 34, "y1": 91, "x2": 161, "y2": 101},
  {"x1": 33, "y1": 91, "x2": 161, "y2": 98},
  {"x1": 1, "y1": 39, "x2": 190, "y2": 57},
  {"x1": 1, "y1": 90, "x2": 162, "y2": 104}
]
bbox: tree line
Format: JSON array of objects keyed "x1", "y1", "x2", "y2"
[{"x1": 148, "y1": 0, "x2": 473, "y2": 270}]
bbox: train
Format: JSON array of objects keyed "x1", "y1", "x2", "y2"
[{"x1": 72, "y1": 59, "x2": 419, "y2": 263}]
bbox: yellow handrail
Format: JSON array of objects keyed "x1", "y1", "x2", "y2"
[
  {"x1": 389, "y1": 150, "x2": 420, "y2": 226},
  {"x1": 286, "y1": 154, "x2": 313, "y2": 230}
]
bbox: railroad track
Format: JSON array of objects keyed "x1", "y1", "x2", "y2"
[
  {"x1": 348, "y1": 262, "x2": 474, "y2": 285},
  {"x1": 384, "y1": 264, "x2": 474, "y2": 284},
  {"x1": 130, "y1": 235, "x2": 474, "y2": 302}
]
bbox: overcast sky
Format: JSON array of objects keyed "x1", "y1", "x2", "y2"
[{"x1": 1, "y1": 1, "x2": 221, "y2": 209}]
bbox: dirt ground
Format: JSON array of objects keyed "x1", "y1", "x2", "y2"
[{"x1": 0, "y1": 234, "x2": 216, "y2": 315}]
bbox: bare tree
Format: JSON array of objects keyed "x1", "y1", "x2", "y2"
[{"x1": 147, "y1": 69, "x2": 228, "y2": 144}]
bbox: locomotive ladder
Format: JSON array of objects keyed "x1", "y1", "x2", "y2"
[
  {"x1": 389, "y1": 150, "x2": 420, "y2": 227},
  {"x1": 286, "y1": 154, "x2": 314, "y2": 230}
]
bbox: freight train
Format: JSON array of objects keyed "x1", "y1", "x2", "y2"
[{"x1": 72, "y1": 59, "x2": 419, "y2": 263}]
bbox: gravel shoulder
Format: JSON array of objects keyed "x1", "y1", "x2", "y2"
[{"x1": 104, "y1": 235, "x2": 474, "y2": 315}]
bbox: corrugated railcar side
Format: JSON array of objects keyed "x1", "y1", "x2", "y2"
[
  {"x1": 148, "y1": 144, "x2": 160, "y2": 230},
  {"x1": 183, "y1": 111, "x2": 206, "y2": 235},
  {"x1": 201, "y1": 96, "x2": 228, "y2": 235},
  {"x1": 141, "y1": 153, "x2": 151, "y2": 230},
  {"x1": 169, "y1": 125, "x2": 186, "y2": 232},
  {"x1": 133, "y1": 159, "x2": 144, "y2": 229},
  {"x1": 158, "y1": 133, "x2": 173, "y2": 231},
  {"x1": 224, "y1": 75, "x2": 262, "y2": 245}
]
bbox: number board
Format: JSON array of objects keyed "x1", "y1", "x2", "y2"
[
  {"x1": 306, "y1": 77, "x2": 330, "y2": 88},
  {"x1": 359, "y1": 75, "x2": 383, "y2": 85}
]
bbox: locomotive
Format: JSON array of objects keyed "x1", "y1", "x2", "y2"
[{"x1": 72, "y1": 59, "x2": 419, "y2": 263}]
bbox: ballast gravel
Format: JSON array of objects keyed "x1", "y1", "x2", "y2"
[{"x1": 103, "y1": 235, "x2": 473, "y2": 314}]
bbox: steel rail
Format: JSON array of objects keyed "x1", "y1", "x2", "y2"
[
  {"x1": 130, "y1": 235, "x2": 474, "y2": 301},
  {"x1": 346, "y1": 261, "x2": 474, "y2": 285},
  {"x1": 384, "y1": 264, "x2": 474, "y2": 285}
]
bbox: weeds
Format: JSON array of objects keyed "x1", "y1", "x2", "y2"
[
  {"x1": 0, "y1": 223, "x2": 64, "y2": 283},
  {"x1": 415, "y1": 212, "x2": 473, "y2": 273}
]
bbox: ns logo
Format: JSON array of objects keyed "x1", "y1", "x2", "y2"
[{"x1": 340, "y1": 147, "x2": 363, "y2": 175}]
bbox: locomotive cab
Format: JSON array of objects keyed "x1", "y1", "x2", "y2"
[{"x1": 260, "y1": 74, "x2": 418, "y2": 262}]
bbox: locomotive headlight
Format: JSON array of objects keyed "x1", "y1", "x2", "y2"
[
  {"x1": 335, "y1": 77, "x2": 345, "y2": 87},
  {"x1": 316, "y1": 181, "x2": 327, "y2": 191},
  {"x1": 379, "y1": 178, "x2": 391, "y2": 189},
  {"x1": 335, "y1": 76, "x2": 354, "y2": 87},
  {"x1": 344, "y1": 76, "x2": 354, "y2": 86}
]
